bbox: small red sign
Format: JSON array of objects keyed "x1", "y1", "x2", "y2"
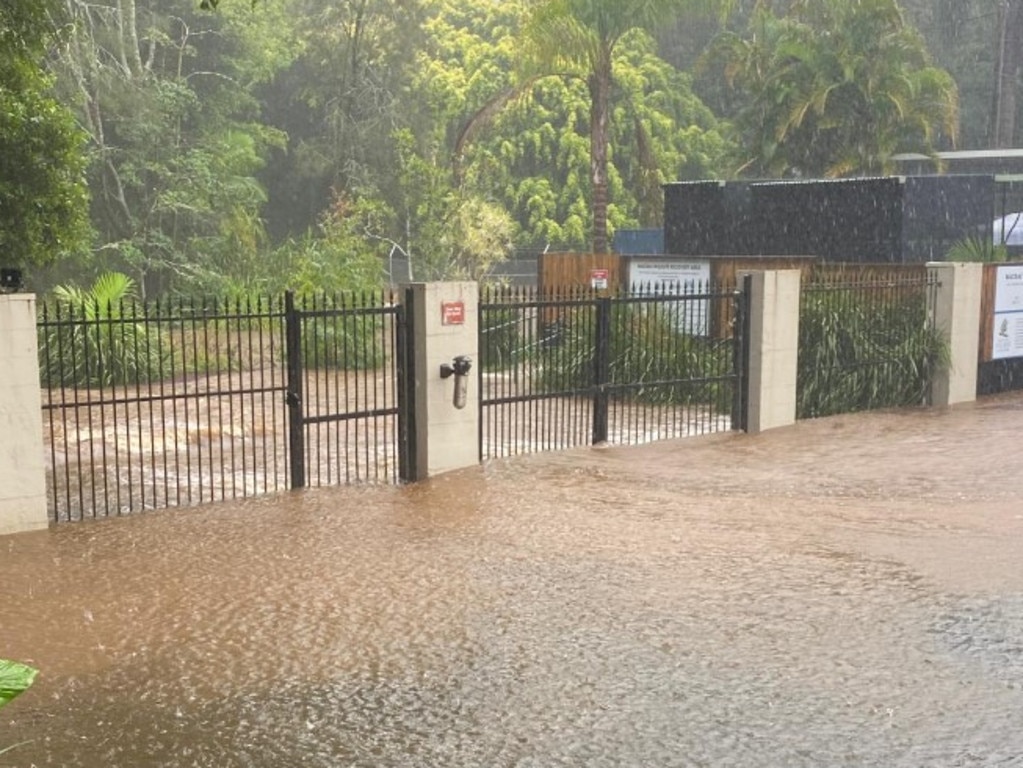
[
  {"x1": 441, "y1": 300, "x2": 465, "y2": 325},
  {"x1": 590, "y1": 268, "x2": 609, "y2": 290}
]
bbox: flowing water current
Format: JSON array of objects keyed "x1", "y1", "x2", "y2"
[{"x1": 3, "y1": 395, "x2": 1023, "y2": 767}]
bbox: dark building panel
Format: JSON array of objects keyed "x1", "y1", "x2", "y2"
[{"x1": 664, "y1": 175, "x2": 997, "y2": 263}]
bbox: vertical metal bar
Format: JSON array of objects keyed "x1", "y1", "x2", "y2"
[
  {"x1": 477, "y1": 291, "x2": 485, "y2": 462},
  {"x1": 240, "y1": 296, "x2": 252, "y2": 497},
  {"x1": 256, "y1": 295, "x2": 268, "y2": 494},
  {"x1": 225, "y1": 297, "x2": 238, "y2": 499},
  {"x1": 213, "y1": 298, "x2": 226, "y2": 501},
  {"x1": 387, "y1": 296, "x2": 399, "y2": 483},
  {"x1": 592, "y1": 296, "x2": 611, "y2": 444},
  {"x1": 155, "y1": 299, "x2": 169, "y2": 509},
  {"x1": 269, "y1": 295, "x2": 282, "y2": 491},
  {"x1": 397, "y1": 286, "x2": 417, "y2": 482},
  {"x1": 285, "y1": 291, "x2": 306, "y2": 490},
  {"x1": 733, "y1": 275, "x2": 752, "y2": 432},
  {"x1": 169, "y1": 298, "x2": 182, "y2": 507},
  {"x1": 68, "y1": 302, "x2": 86, "y2": 518},
  {"x1": 325, "y1": 296, "x2": 338, "y2": 485},
  {"x1": 144, "y1": 299, "x2": 158, "y2": 510},
  {"x1": 193, "y1": 299, "x2": 207, "y2": 503}
]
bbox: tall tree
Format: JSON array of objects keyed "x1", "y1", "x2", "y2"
[
  {"x1": 711, "y1": 0, "x2": 958, "y2": 177},
  {"x1": 992, "y1": 0, "x2": 1023, "y2": 148},
  {"x1": 460, "y1": 0, "x2": 734, "y2": 253},
  {"x1": 0, "y1": 0, "x2": 89, "y2": 274},
  {"x1": 50, "y1": 0, "x2": 292, "y2": 293}
]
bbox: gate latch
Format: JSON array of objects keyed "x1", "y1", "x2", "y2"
[{"x1": 440, "y1": 355, "x2": 472, "y2": 409}]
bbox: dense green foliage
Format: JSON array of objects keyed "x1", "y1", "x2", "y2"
[
  {"x1": 708, "y1": 0, "x2": 958, "y2": 176},
  {"x1": 0, "y1": 0, "x2": 89, "y2": 270},
  {"x1": 4, "y1": 0, "x2": 1021, "y2": 296},
  {"x1": 946, "y1": 237, "x2": 1009, "y2": 264},
  {"x1": 535, "y1": 302, "x2": 734, "y2": 410},
  {"x1": 797, "y1": 284, "x2": 947, "y2": 419},
  {"x1": 39, "y1": 272, "x2": 167, "y2": 387}
]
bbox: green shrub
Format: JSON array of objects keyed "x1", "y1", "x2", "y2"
[
  {"x1": 946, "y1": 236, "x2": 1008, "y2": 263},
  {"x1": 39, "y1": 272, "x2": 168, "y2": 388},
  {"x1": 536, "y1": 301, "x2": 733, "y2": 408},
  {"x1": 797, "y1": 291, "x2": 947, "y2": 419},
  {"x1": 297, "y1": 294, "x2": 387, "y2": 371},
  {"x1": 480, "y1": 307, "x2": 523, "y2": 371}
]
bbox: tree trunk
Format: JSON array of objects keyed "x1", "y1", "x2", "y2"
[
  {"x1": 992, "y1": 0, "x2": 1023, "y2": 148},
  {"x1": 588, "y1": 47, "x2": 613, "y2": 254}
]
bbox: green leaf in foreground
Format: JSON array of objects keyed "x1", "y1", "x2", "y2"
[{"x1": 0, "y1": 659, "x2": 38, "y2": 708}]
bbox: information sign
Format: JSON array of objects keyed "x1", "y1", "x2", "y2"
[
  {"x1": 627, "y1": 259, "x2": 712, "y2": 335},
  {"x1": 992, "y1": 266, "x2": 1023, "y2": 359}
]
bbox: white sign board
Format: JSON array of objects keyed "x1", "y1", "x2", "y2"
[
  {"x1": 992, "y1": 266, "x2": 1023, "y2": 359},
  {"x1": 628, "y1": 259, "x2": 712, "y2": 335}
]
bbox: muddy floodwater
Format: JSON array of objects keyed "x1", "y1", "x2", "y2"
[{"x1": 3, "y1": 395, "x2": 1023, "y2": 767}]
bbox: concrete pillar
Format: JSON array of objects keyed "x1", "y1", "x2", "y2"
[
  {"x1": 0, "y1": 294, "x2": 48, "y2": 535},
  {"x1": 927, "y1": 262, "x2": 983, "y2": 407},
  {"x1": 406, "y1": 282, "x2": 479, "y2": 480},
  {"x1": 745, "y1": 270, "x2": 800, "y2": 434}
]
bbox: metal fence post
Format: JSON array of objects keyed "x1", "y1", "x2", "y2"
[
  {"x1": 592, "y1": 296, "x2": 611, "y2": 444},
  {"x1": 284, "y1": 291, "x2": 306, "y2": 489},
  {"x1": 733, "y1": 274, "x2": 752, "y2": 432},
  {"x1": 397, "y1": 287, "x2": 418, "y2": 482}
]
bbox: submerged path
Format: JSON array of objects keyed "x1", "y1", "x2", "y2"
[{"x1": 3, "y1": 394, "x2": 1023, "y2": 766}]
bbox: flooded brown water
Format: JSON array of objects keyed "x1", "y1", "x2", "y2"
[{"x1": 4, "y1": 395, "x2": 1023, "y2": 767}]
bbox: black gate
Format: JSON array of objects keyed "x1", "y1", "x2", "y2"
[
  {"x1": 479, "y1": 284, "x2": 747, "y2": 461},
  {"x1": 40, "y1": 291, "x2": 409, "y2": 522},
  {"x1": 284, "y1": 291, "x2": 409, "y2": 489}
]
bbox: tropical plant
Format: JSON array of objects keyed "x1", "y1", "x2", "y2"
[
  {"x1": 797, "y1": 285, "x2": 947, "y2": 419},
  {"x1": 537, "y1": 298, "x2": 733, "y2": 408},
  {"x1": 709, "y1": 0, "x2": 959, "y2": 177},
  {"x1": 39, "y1": 272, "x2": 167, "y2": 387},
  {"x1": 457, "y1": 0, "x2": 734, "y2": 253},
  {"x1": 946, "y1": 236, "x2": 1009, "y2": 263},
  {"x1": 0, "y1": 658, "x2": 38, "y2": 756}
]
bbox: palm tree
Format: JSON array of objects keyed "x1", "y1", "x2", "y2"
[
  {"x1": 712, "y1": 0, "x2": 958, "y2": 177},
  {"x1": 457, "y1": 0, "x2": 733, "y2": 253}
]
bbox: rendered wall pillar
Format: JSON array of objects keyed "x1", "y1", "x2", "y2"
[
  {"x1": 406, "y1": 282, "x2": 479, "y2": 480},
  {"x1": 927, "y1": 262, "x2": 983, "y2": 407},
  {"x1": 745, "y1": 270, "x2": 800, "y2": 434},
  {"x1": 0, "y1": 294, "x2": 49, "y2": 535}
]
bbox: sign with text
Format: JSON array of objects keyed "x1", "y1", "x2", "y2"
[
  {"x1": 590, "y1": 268, "x2": 609, "y2": 290},
  {"x1": 627, "y1": 259, "x2": 712, "y2": 335},
  {"x1": 992, "y1": 266, "x2": 1023, "y2": 359},
  {"x1": 441, "y1": 300, "x2": 465, "y2": 326}
]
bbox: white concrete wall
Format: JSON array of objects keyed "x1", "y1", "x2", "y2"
[
  {"x1": 745, "y1": 270, "x2": 801, "y2": 434},
  {"x1": 407, "y1": 282, "x2": 479, "y2": 480},
  {"x1": 0, "y1": 294, "x2": 49, "y2": 535},
  {"x1": 927, "y1": 262, "x2": 983, "y2": 407}
]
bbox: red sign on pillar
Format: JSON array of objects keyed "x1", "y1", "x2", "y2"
[{"x1": 441, "y1": 300, "x2": 465, "y2": 325}]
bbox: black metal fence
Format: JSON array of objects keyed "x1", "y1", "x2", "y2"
[
  {"x1": 796, "y1": 269, "x2": 942, "y2": 419},
  {"x1": 285, "y1": 292, "x2": 406, "y2": 489},
  {"x1": 479, "y1": 284, "x2": 746, "y2": 461},
  {"x1": 39, "y1": 291, "x2": 404, "y2": 522}
]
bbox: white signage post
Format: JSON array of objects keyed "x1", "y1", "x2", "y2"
[
  {"x1": 627, "y1": 258, "x2": 712, "y2": 335},
  {"x1": 992, "y1": 266, "x2": 1023, "y2": 359}
]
